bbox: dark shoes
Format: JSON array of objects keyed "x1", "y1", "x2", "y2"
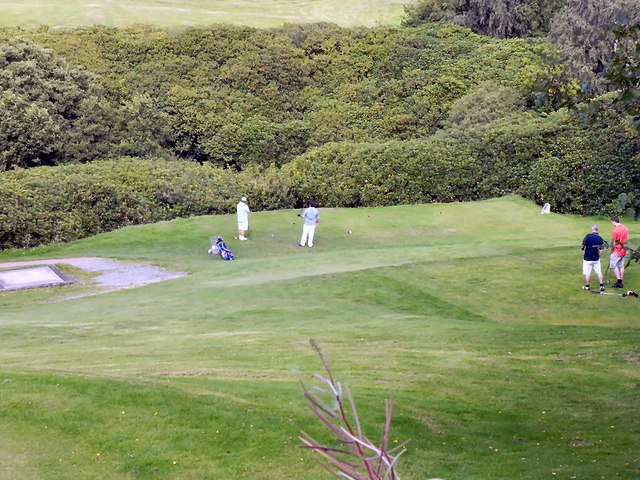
[
  {"x1": 612, "y1": 281, "x2": 624, "y2": 289},
  {"x1": 581, "y1": 284, "x2": 607, "y2": 291}
]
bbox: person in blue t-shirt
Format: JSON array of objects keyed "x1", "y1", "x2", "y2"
[
  {"x1": 581, "y1": 224, "x2": 605, "y2": 291},
  {"x1": 298, "y1": 200, "x2": 320, "y2": 248}
]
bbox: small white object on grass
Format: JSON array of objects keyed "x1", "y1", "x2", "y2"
[{"x1": 348, "y1": 230, "x2": 352, "y2": 234}]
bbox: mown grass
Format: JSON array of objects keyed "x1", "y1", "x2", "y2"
[
  {"x1": 0, "y1": 196, "x2": 639, "y2": 480},
  {"x1": 0, "y1": 0, "x2": 411, "y2": 29}
]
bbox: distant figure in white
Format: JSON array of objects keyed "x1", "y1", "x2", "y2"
[
  {"x1": 237, "y1": 197, "x2": 250, "y2": 241},
  {"x1": 298, "y1": 200, "x2": 320, "y2": 248},
  {"x1": 540, "y1": 203, "x2": 551, "y2": 214}
]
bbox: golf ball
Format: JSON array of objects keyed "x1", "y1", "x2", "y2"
[{"x1": 348, "y1": 230, "x2": 352, "y2": 234}]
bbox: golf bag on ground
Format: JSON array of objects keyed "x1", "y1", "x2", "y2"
[{"x1": 208, "y1": 236, "x2": 234, "y2": 260}]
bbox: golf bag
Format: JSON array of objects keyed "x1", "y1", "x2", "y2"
[{"x1": 208, "y1": 236, "x2": 234, "y2": 260}]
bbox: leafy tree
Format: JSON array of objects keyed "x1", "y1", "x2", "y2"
[
  {"x1": 0, "y1": 91, "x2": 60, "y2": 170},
  {"x1": 602, "y1": 17, "x2": 640, "y2": 129},
  {"x1": 548, "y1": 0, "x2": 640, "y2": 91},
  {"x1": 444, "y1": 80, "x2": 523, "y2": 129},
  {"x1": 0, "y1": 38, "x2": 116, "y2": 170},
  {"x1": 112, "y1": 94, "x2": 173, "y2": 159},
  {"x1": 403, "y1": 0, "x2": 567, "y2": 37},
  {"x1": 455, "y1": 0, "x2": 528, "y2": 39},
  {"x1": 401, "y1": 0, "x2": 458, "y2": 26}
]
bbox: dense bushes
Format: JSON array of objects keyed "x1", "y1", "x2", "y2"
[
  {"x1": 285, "y1": 108, "x2": 639, "y2": 214},
  {"x1": 3, "y1": 106, "x2": 635, "y2": 250},
  {"x1": 0, "y1": 38, "x2": 116, "y2": 170},
  {"x1": 0, "y1": 23, "x2": 551, "y2": 168},
  {"x1": 285, "y1": 139, "x2": 479, "y2": 207},
  {"x1": 0, "y1": 22, "x2": 637, "y2": 249},
  {"x1": 0, "y1": 158, "x2": 296, "y2": 249}
]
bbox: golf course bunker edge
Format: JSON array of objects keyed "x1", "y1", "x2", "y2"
[
  {"x1": 0, "y1": 258, "x2": 188, "y2": 298},
  {"x1": 0, "y1": 265, "x2": 74, "y2": 291}
]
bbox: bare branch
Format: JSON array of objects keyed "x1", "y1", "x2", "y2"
[{"x1": 299, "y1": 340, "x2": 409, "y2": 480}]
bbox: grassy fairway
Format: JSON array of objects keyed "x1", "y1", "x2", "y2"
[
  {"x1": 0, "y1": 0, "x2": 411, "y2": 29},
  {"x1": 0, "y1": 197, "x2": 638, "y2": 480}
]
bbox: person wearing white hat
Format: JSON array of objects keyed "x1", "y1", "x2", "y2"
[{"x1": 237, "y1": 197, "x2": 250, "y2": 241}]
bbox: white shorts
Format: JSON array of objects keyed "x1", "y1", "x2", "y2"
[
  {"x1": 237, "y1": 221, "x2": 248, "y2": 231},
  {"x1": 582, "y1": 260, "x2": 602, "y2": 276}
]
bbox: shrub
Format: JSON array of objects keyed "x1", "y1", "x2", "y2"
[
  {"x1": 0, "y1": 157, "x2": 307, "y2": 250},
  {"x1": 0, "y1": 158, "x2": 237, "y2": 249},
  {"x1": 286, "y1": 138, "x2": 480, "y2": 207},
  {"x1": 0, "y1": 37, "x2": 116, "y2": 169}
]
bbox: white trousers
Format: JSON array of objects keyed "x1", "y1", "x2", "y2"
[{"x1": 300, "y1": 224, "x2": 316, "y2": 247}]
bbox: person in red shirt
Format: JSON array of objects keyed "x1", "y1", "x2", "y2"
[{"x1": 609, "y1": 216, "x2": 629, "y2": 288}]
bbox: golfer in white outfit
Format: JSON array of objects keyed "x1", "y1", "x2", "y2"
[
  {"x1": 299, "y1": 201, "x2": 320, "y2": 248},
  {"x1": 237, "y1": 197, "x2": 250, "y2": 241}
]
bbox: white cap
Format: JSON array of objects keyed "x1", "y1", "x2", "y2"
[{"x1": 241, "y1": 197, "x2": 247, "y2": 202}]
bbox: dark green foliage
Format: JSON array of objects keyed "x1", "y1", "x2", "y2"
[
  {"x1": 455, "y1": 0, "x2": 528, "y2": 39},
  {"x1": 0, "y1": 38, "x2": 116, "y2": 170},
  {"x1": 3, "y1": 24, "x2": 547, "y2": 168},
  {"x1": 402, "y1": 0, "x2": 458, "y2": 26},
  {"x1": 444, "y1": 80, "x2": 523, "y2": 129},
  {"x1": 547, "y1": 0, "x2": 640, "y2": 92},
  {"x1": 402, "y1": 0, "x2": 568, "y2": 37},
  {"x1": 112, "y1": 94, "x2": 173, "y2": 159},
  {"x1": 287, "y1": 110, "x2": 639, "y2": 214},
  {"x1": 286, "y1": 138, "x2": 479, "y2": 207},
  {"x1": 602, "y1": 17, "x2": 640, "y2": 129},
  {"x1": 0, "y1": 158, "x2": 296, "y2": 249},
  {"x1": 513, "y1": 113, "x2": 640, "y2": 215},
  {"x1": 0, "y1": 21, "x2": 636, "y2": 250}
]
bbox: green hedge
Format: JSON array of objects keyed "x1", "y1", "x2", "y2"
[
  {"x1": 0, "y1": 158, "x2": 295, "y2": 249},
  {"x1": 286, "y1": 110, "x2": 640, "y2": 214},
  {"x1": 1, "y1": 110, "x2": 637, "y2": 250},
  {"x1": 285, "y1": 138, "x2": 479, "y2": 207}
]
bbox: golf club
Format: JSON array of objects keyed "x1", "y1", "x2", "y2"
[
  {"x1": 604, "y1": 263, "x2": 612, "y2": 285},
  {"x1": 589, "y1": 290, "x2": 638, "y2": 297}
]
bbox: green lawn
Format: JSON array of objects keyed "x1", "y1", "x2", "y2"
[
  {"x1": 0, "y1": 196, "x2": 638, "y2": 479},
  {"x1": 0, "y1": 0, "x2": 412, "y2": 29}
]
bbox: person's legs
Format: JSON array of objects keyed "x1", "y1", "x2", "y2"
[
  {"x1": 593, "y1": 261, "x2": 605, "y2": 291},
  {"x1": 238, "y1": 222, "x2": 248, "y2": 240},
  {"x1": 582, "y1": 261, "x2": 592, "y2": 290},
  {"x1": 610, "y1": 254, "x2": 624, "y2": 287},
  {"x1": 307, "y1": 225, "x2": 316, "y2": 247},
  {"x1": 300, "y1": 224, "x2": 310, "y2": 246}
]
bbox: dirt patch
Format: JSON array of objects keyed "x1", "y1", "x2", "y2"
[{"x1": 0, "y1": 257, "x2": 187, "y2": 300}]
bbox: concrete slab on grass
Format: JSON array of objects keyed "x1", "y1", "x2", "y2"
[{"x1": 0, "y1": 265, "x2": 73, "y2": 291}]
